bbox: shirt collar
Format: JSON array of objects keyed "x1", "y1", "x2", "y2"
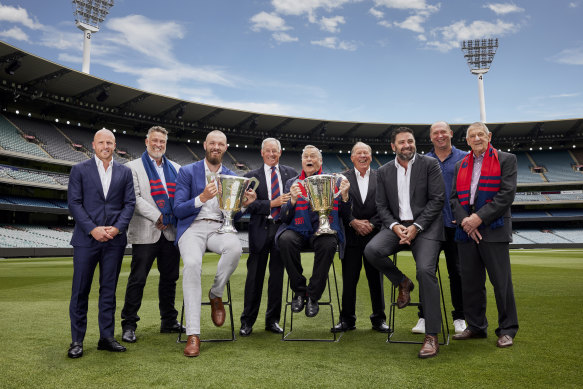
[
  {"x1": 264, "y1": 163, "x2": 278, "y2": 172},
  {"x1": 149, "y1": 155, "x2": 164, "y2": 167},
  {"x1": 94, "y1": 155, "x2": 113, "y2": 169},
  {"x1": 354, "y1": 166, "x2": 370, "y2": 178},
  {"x1": 394, "y1": 154, "x2": 416, "y2": 169},
  {"x1": 204, "y1": 159, "x2": 222, "y2": 173}
]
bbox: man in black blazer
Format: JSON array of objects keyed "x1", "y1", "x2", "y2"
[
  {"x1": 239, "y1": 138, "x2": 297, "y2": 336},
  {"x1": 450, "y1": 122, "x2": 518, "y2": 348},
  {"x1": 364, "y1": 127, "x2": 445, "y2": 359},
  {"x1": 67, "y1": 128, "x2": 136, "y2": 358},
  {"x1": 332, "y1": 142, "x2": 388, "y2": 333}
]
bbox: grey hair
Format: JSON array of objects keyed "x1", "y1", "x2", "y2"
[
  {"x1": 466, "y1": 122, "x2": 490, "y2": 137},
  {"x1": 351, "y1": 141, "x2": 371, "y2": 155},
  {"x1": 302, "y1": 144, "x2": 322, "y2": 159},
  {"x1": 146, "y1": 126, "x2": 168, "y2": 139},
  {"x1": 261, "y1": 138, "x2": 281, "y2": 152}
]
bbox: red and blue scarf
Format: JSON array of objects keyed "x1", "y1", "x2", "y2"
[
  {"x1": 141, "y1": 151, "x2": 177, "y2": 227},
  {"x1": 455, "y1": 143, "x2": 503, "y2": 241},
  {"x1": 286, "y1": 168, "x2": 344, "y2": 244}
]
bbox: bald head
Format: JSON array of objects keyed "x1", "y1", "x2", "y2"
[{"x1": 92, "y1": 128, "x2": 116, "y2": 163}]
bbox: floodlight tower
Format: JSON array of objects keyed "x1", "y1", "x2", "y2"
[
  {"x1": 461, "y1": 38, "x2": 499, "y2": 123},
  {"x1": 72, "y1": 0, "x2": 114, "y2": 74}
]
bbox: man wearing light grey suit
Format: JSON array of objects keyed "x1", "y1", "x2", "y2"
[
  {"x1": 364, "y1": 127, "x2": 445, "y2": 359},
  {"x1": 121, "y1": 126, "x2": 183, "y2": 343}
]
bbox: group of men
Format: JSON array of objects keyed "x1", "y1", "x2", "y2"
[{"x1": 66, "y1": 120, "x2": 518, "y2": 360}]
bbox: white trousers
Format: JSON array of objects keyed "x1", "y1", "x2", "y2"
[{"x1": 178, "y1": 220, "x2": 242, "y2": 335}]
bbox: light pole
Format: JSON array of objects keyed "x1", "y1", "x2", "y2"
[
  {"x1": 72, "y1": 0, "x2": 114, "y2": 74},
  {"x1": 461, "y1": 38, "x2": 498, "y2": 123}
]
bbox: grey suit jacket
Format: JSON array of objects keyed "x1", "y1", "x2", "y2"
[
  {"x1": 450, "y1": 149, "x2": 517, "y2": 242},
  {"x1": 376, "y1": 153, "x2": 445, "y2": 241},
  {"x1": 126, "y1": 157, "x2": 181, "y2": 244}
]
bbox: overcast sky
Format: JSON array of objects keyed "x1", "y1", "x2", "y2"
[{"x1": 0, "y1": 0, "x2": 581, "y2": 124}]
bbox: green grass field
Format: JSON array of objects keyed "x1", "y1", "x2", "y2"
[{"x1": 1, "y1": 249, "x2": 582, "y2": 388}]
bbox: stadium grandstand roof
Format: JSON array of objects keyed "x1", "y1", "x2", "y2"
[{"x1": 1, "y1": 40, "x2": 582, "y2": 151}]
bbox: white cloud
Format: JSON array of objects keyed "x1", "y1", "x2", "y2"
[
  {"x1": 105, "y1": 15, "x2": 184, "y2": 62},
  {"x1": 39, "y1": 28, "x2": 81, "y2": 51},
  {"x1": 373, "y1": 0, "x2": 431, "y2": 10},
  {"x1": 428, "y1": 19, "x2": 519, "y2": 52},
  {"x1": 272, "y1": 0, "x2": 352, "y2": 16},
  {"x1": 250, "y1": 11, "x2": 291, "y2": 32},
  {"x1": 484, "y1": 3, "x2": 525, "y2": 15},
  {"x1": 394, "y1": 14, "x2": 426, "y2": 33},
  {"x1": 273, "y1": 32, "x2": 299, "y2": 42},
  {"x1": 0, "y1": 26, "x2": 29, "y2": 42},
  {"x1": 320, "y1": 15, "x2": 345, "y2": 33},
  {"x1": 378, "y1": 20, "x2": 392, "y2": 28},
  {"x1": 549, "y1": 46, "x2": 583, "y2": 65},
  {"x1": 569, "y1": 2, "x2": 580, "y2": 8},
  {"x1": 311, "y1": 36, "x2": 357, "y2": 51},
  {"x1": 549, "y1": 93, "x2": 580, "y2": 98},
  {"x1": 0, "y1": 3, "x2": 43, "y2": 29},
  {"x1": 369, "y1": 8, "x2": 384, "y2": 19}
]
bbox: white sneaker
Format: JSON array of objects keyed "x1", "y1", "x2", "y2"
[
  {"x1": 453, "y1": 319, "x2": 467, "y2": 334},
  {"x1": 411, "y1": 318, "x2": 425, "y2": 334}
]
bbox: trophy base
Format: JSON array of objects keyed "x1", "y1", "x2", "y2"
[
  {"x1": 314, "y1": 227, "x2": 338, "y2": 236},
  {"x1": 217, "y1": 225, "x2": 237, "y2": 234}
]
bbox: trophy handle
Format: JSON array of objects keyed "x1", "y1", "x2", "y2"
[
  {"x1": 206, "y1": 172, "x2": 217, "y2": 184},
  {"x1": 246, "y1": 176, "x2": 259, "y2": 191},
  {"x1": 293, "y1": 178, "x2": 309, "y2": 201},
  {"x1": 332, "y1": 173, "x2": 347, "y2": 199}
]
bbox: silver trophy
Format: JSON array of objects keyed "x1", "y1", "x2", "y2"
[
  {"x1": 207, "y1": 173, "x2": 259, "y2": 234},
  {"x1": 296, "y1": 173, "x2": 346, "y2": 236}
]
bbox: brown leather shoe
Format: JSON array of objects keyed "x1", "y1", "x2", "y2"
[
  {"x1": 183, "y1": 335, "x2": 200, "y2": 357},
  {"x1": 496, "y1": 334, "x2": 513, "y2": 348},
  {"x1": 396, "y1": 277, "x2": 414, "y2": 309},
  {"x1": 418, "y1": 335, "x2": 439, "y2": 359},
  {"x1": 209, "y1": 290, "x2": 225, "y2": 327},
  {"x1": 453, "y1": 328, "x2": 487, "y2": 340}
]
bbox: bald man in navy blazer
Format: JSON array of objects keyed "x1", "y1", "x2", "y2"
[{"x1": 67, "y1": 129, "x2": 135, "y2": 359}]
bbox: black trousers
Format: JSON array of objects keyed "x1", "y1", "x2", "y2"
[
  {"x1": 240, "y1": 222, "x2": 284, "y2": 327},
  {"x1": 121, "y1": 234, "x2": 180, "y2": 330},
  {"x1": 340, "y1": 237, "x2": 386, "y2": 327},
  {"x1": 278, "y1": 229, "x2": 338, "y2": 301},
  {"x1": 418, "y1": 226, "x2": 464, "y2": 321}
]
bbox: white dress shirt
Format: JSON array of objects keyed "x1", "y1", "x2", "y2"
[
  {"x1": 354, "y1": 167, "x2": 370, "y2": 203},
  {"x1": 194, "y1": 160, "x2": 223, "y2": 221},
  {"x1": 94, "y1": 155, "x2": 113, "y2": 198}
]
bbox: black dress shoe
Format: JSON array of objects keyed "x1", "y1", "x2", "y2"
[
  {"x1": 97, "y1": 338, "x2": 127, "y2": 352},
  {"x1": 265, "y1": 322, "x2": 284, "y2": 334},
  {"x1": 305, "y1": 297, "x2": 319, "y2": 317},
  {"x1": 67, "y1": 342, "x2": 83, "y2": 359},
  {"x1": 122, "y1": 328, "x2": 136, "y2": 343},
  {"x1": 239, "y1": 324, "x2": 253, "y2": 336},
  {"x1": 372, "y1": 321, "x2": 390, "y2": 333},
  {"x1": 331, "y1": 321, "x2": 356, "y2": 333},
  {"x1": 291, "y1": 294, "x2": 305, "y2": 313},
  {"x1": 160, "y1": 320, "x2": 186, "y2": 333}
]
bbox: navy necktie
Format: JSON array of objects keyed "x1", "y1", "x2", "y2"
[{"x1": 270, "y1": 166, "x2": 280, "y2": 220}]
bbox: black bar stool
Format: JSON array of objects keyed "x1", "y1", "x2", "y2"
[
  {"x1": 387, "y1": 254, "x2": 450, "y2": 345},
  {"x1": 281, "y1": 260, "x2": 342, "y2": 342},
  {"x1": 177, "y1": 280, "x2": 236, "y2": 343}
]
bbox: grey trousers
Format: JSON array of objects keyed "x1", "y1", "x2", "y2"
[
  {"x1": 177, "y1": 220, "x2": 242, "y2": 335},
  {"x1": 364, "y1": 228, "x2": 442, "y2": 334}
]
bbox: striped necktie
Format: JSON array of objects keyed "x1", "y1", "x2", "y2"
[{"x1": 270, "y1": 166, "x2": 280, "y2": 220}]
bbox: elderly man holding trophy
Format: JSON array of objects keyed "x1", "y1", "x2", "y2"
[
  {"x1": 276, "y1": 145, "x2": 351, "y2": 317},
  {"x1": 173, "y1": 130, "x2": 257, "y2": 357}
]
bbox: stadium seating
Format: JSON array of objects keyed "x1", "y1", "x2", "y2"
[
  {"x1": 515, "y1": 152, "x2": 546, "y2": 183},
  {"x1": 0, "y1": 115, "x2": 48, "y2": 158},
  {"x1": 530, "y1": 150, "x2": 583, "y2": 182}
]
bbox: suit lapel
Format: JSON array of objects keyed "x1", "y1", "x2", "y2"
[
  {"x1": 409, "y1": 154, "x2": 419, "y2": 203},
  {"x1": 258, "y1": 167, "x2": 269, "y2": 199},
  {"x1": 88, "y1": 158, "x2": 106, "y2": 201},
  {"x1": 106, "y1": 160, "x2": 120, "y2": 201},
  {"x1": 364, "y1": 169, "x2": 375, "y2": 205}
]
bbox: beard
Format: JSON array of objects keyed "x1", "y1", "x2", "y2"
[
  {"x1": 205, "y1": 148, "x2": 223, "y2": 165},
  {"x1": 147, "y1": 147, "x2": 164, "y2": 160},
  {"x1": 396, "y1": 147, "x2": 415, "y2": 161}
]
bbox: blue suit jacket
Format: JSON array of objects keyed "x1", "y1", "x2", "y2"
[
  {"x1": 173, "y1": 160, "x2": 237, "y2": 245},
  {"x1": 244, "y1": 164, "x2": 298, "y2": 253},
  {"x1": 68, "y1": 158, "x2": 136, "y2": 247}
]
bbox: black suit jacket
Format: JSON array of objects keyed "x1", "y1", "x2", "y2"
[
  {"x1": 245, "y1": 164, "x2": 298, "y2": 253},
  {"x1": 450, "y1": 150, "x2": 517, "y2": 242},
  {"x1": 376, "y1": 153, "x2": 445, "y2": 241},
  {"x1": 341, "y1": 168, "x2": 381, "y2": 246}
]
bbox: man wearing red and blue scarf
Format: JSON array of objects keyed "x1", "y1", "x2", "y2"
[
  {"x1": 450, "y1": 122, "x2": 518, "y2": 349},
  {"x1": 121, "y1": 126, "x2": 183, "y2": 344},
  {"x1": 276, "y1": 145, "x2": 351, "y2": 318}
]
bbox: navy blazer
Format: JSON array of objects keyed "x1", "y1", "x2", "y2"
[
  {"x1": 376, "y1": 153, "x2": 445, "y2": 241},
  {"x1": 68, "y1": 158, "x2": 136, "y2": 247},
  {"x1": 341, "y1": 168, "x2": 381, "y2": 245},
  {"x1": 173, "y1": 160, "x2": 237, "y2": 245},
  {"x1": 244, "y1": 164, "x2": 298, "y2": 253},
  {"x1": 275, "y1": 173, "x2": 352, "y2": 259}
]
